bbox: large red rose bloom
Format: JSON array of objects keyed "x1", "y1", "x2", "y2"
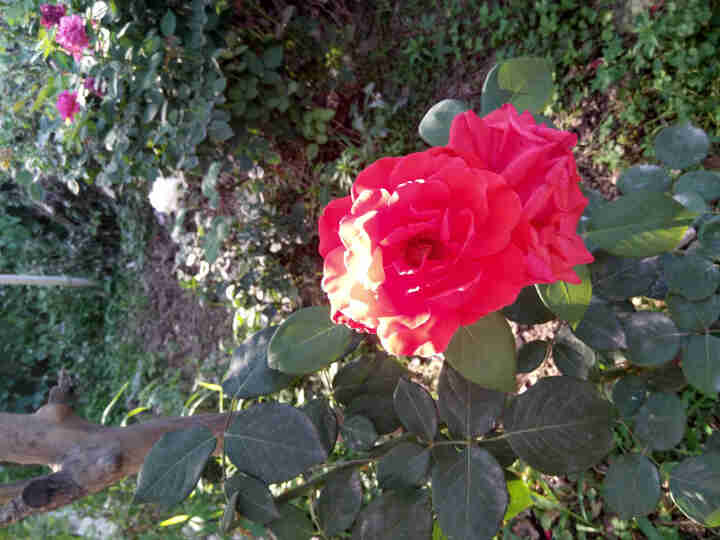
[{"x1": 319, "y1": 104, "x2": 593, "y2": 357}]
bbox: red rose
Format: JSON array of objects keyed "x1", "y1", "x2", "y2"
[{"x1": 319, "y1": 104, "x2": 593, "y2": 357}]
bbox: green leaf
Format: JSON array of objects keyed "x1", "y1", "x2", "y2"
[
  {"x1": 667, "y1": 293, "x2": 720, "y2": 332},
  {"x1": 437, "y1": 363, "x2": 505, "y2": 439},
  {"x1": 552, "y1": 327, "x2": 596, "y2": 379},
  {"x1": 30, "y1": 79, "x2": 55, "y2": 113},
  {"x1": 160, "y1": 10, "x2": 176, "y2": 37},
  {"x1": 377, "y1": 442, "x2": 431, "y2": 490},
  {"x1": 208, "y1": 120, "x2": 233, "y2": 142},
  {"x1": 683, "y1": 334, "x2": 720, "y2": 397},
  {"x1": 351, "y1": 489, "x2": 432, "y2": 540},
  {"x1": 317, "y1": 468, "x2": 362, "y2": 536},
  {"x1": 591, "y1": 253, "x2": 663, "y2": 300},
  {"x1": 268, "y1": 306, "x2": 354, "y2": 375},
  {"x1": 333, "y1": 352, "x2": 407, "y2": 434},
  {"x1": 418, "y1": 99, "x2": 471, "y2": 147},
  {"x1": 582, "y1": 191, "x2": 696, "y2": 257},
  {"x1": 225, "y1": 402, "x2": 327, "y2": 483},
  {"x1": 432, "y1": 447, "x2": 508, "y2": 540},
  {"x1": 222, "y1": 326, "x2": 295, "y2": 399},
  {"x1": 505, "y1": 377, "x2": 615, "y2": 474},
  {"x1": 300, "y1": 398, "x2": 338, "y2": 454},
  {"x1": 202, "y1": 161, "x2": 220, "y2": 208},
  {"x1": 502, "y1": 285, "x2": 556, "y2": 325},
  {"x1": 618, "y1": 165, "x2": 672, "y2": 194},
  {"x1": 622, "y1": 311, "x2": 681, "y2": 367},
  {"x1": 269, "y1": 503, "x2": 316, "y2": 540},
  {"x1": 706, "y1": 432, "x2": 720, "y2": 453},
  {"x1": 673, "y1": 191, "x2": 709, "y2": 214},
  {"x1": 654, "y1": 121, "x2": 710, "y2": 170},
  {"x1": 572, "y1": 297, "x2": 626, "y2": 351},
  {"x1": 663, "y1": 253, "x2": 720, "y2": 301},
  {"x1": 611, "y1": 375, "x2": 648, "y2": 418},
  {"x1": 478, "y1": 435, "x2": 518, "y2": 468},
  {"x1": 134, "y1": 426, "x2": 216, "y2": 507},
  {"x1": 481, "y1": 63, "x2": 512, "y2": 115},
  {"x1": 504, "y1": 477, "x2": 534, "y2": 521},
  {"x1": 445, "y1": 312, "x2": 516, "y2": 393},
  {"x1": 340, "y1": 414, "x2": 377, "y2": 452},
  {"x1": 536, "y1": 265, "x2": 591, "y2": 330},
  {"x1": 517, "y1": 341, "x2": 549, "y2": 374},
  {"x1": 645, "y1": 363, "x2": 688, "y2": 393},
  {"x1": 669, "y1": 452, "x2": 720, "y2": 527},
  {"x1": 497, "y1": 57, "x2": 553, "y2": 113},
  {"x1": 203, "y1": 216, "x2": 228, "y2": 264},
  {"x1": 262, "y1": 45, "x2": 284, "y2": 69},
  {"x1": 634, "y1": 392, "x2": 686, "y2": 451},
  {"x1": 674, "y1": 171, "x2": 720, "y2": 203},
  {"x1": 602, "y1": 454, "x2": 661, "y2": 519},
  {"x1": 225, "y1": 472, "x2": 280, "y2": 524},
  {"x1": 393, "y1": 379, "x2": 438, "y2": 441}
]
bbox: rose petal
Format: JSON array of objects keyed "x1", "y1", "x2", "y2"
[{"x1": 318, "y1": 196, "x2": 352, "y2": 256}]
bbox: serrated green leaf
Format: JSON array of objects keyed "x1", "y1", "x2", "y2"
[
  {"x1": 377, "y1": 442, "x2": 430, "y2": 490},
  {"x1": 134, "y1": 426, "x2": 216, "y2": 507},
  {"x1": 683, "y1": 334, "x2": 720, "y2": 397},
  {"x1": 418, "y1": 99, "x2": 470, "y2": 146},
  {"x1": 300, "y1": 398, "x2": 338, "y2": 454},
  {"x1": 222, "y1": 326, "x2": 295, "y2": 399},
  {"x1": 317, "y1": 468, "x2": 362, "y2": 536},
  {"x1": 669, "y1": 452, "x2": 720, "y2": 527},
  {"x1": 517, "y1": 340, "x2": 549, "y2": 374},
  {"x1": 663, "y1": 253, "x2": 720, "y2": 301},
  {"x1": 225, "y1": 472, "x2": 280, "y2": 524},
  {"x1": 432, "y1": 448, "x2": 508, "y2": 540},
  {"x1": 269, "y1": 504, "x2": 315, "y2": 540},
  {"x1": 501, "y1": 285, "x2": 556, "y2": 324},
  {"x1": 635, "y1": 392, "x2": 686, "y2": 451},
  {"x1": 268, "y1": 306, "x2": 354, "y2": 375},
  {"x1": 617, "y1": 165, "x2": 672, "y2": 194},
  {"x1": 496, "y1": 57, "x2": 554, "y2": 114},
  {"x1": 552, "y1": 327, "x2": 596, "y2": 380},
  {"x1": 667, "y1": 294, "x2": 720, "y2": 332},
  {"x1": 537, "y1": 265, "x2": 591, "y2": 329},
  {"x1": 583, "y1": 191, "x2": 696, "y2": 257},
  {"x1": 445, "y1": 312, "x2": 516, "y2": 393},
  {"x1": 351, "y1": 489, "x2": 432, "y2": 540},
  {"x1": 393, "y1": 378, "x2": 438, "y2": 441},
  {"x1": 572, "y1": 296, "x2": 627, "y2": 351},
  {"x1": 225, "y1": 402, "x2": 327, "y2": 483},
  {"x1": 612, "y1": 375, "x2": 648, "y2": 418},
  {"x1": 602, "y1": 454, "x2": 661, "y2": 519},
  {"x1": 505, "y1": 377, "x2": 614, "y2": 474},
  {"x1": 340, "y1": 414, "x2": 377, "y2": 451},
  {"x1": 622, "y1": 311, "x2": 681, "y2": 367},
  {"x1": 654, "y1": 122, "x2": 710, "y2": 170},
  {"x1": 674, "y1": 171, "x2": 720, "y2": 203},
  {"x1": 437, "y1": 363, "x2": 505, "y2": 439},
  {"x1": 590, "y1": 253, "x2": 663, "y2": 300}
]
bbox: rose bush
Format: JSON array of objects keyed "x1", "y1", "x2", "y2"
[{"x1": 319, "y1": 104, "x2": 593, "y2": 357}]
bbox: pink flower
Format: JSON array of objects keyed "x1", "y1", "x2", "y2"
[
  {"x1": 83, "y1": 77, "x2": 104, "y2": 97},
  {"x1": 56, "y1": 91, "x2": 80, "y2": 122},
  {"x1": 40, "y1": 4, "x2": 66, "y2": 29},
  {"x1": 55, "y1": 15, "x2": 89, "y2": 60}
]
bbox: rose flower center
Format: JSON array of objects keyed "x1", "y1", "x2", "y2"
[{"x1": 404, "y1": 236, "x2": 442, "y2": 268}]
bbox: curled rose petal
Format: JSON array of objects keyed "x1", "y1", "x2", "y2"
[{"x1": 318, "y1": 104, "x2": 593, "y2": 357}]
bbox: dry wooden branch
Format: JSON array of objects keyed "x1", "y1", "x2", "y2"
[{"x1": 0, "y1": 372, "x2": 230, "y2": 527}]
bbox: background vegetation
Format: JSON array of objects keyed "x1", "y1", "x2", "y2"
[{"x1": 1, "y1": 0, "x2": 718, "y2": 538}]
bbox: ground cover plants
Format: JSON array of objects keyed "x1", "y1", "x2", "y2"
[{"x1": 1, "y1": 0, "x2": 719, "y2": 539}]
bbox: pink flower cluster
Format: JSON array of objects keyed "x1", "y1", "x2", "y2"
[
  {"x1": 56, "y1": 91, "x2": 80, "y2": 122},
  {"x1": 40, "y1": 4, "x2": 66, "y2": 29},
  {"x1": 55, "y1": 14, "x2": 89, "y2": 60}
]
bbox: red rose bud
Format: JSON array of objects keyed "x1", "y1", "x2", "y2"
[{"x1": 318, "y1": 104, "x2": 593, "y2": 357}]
